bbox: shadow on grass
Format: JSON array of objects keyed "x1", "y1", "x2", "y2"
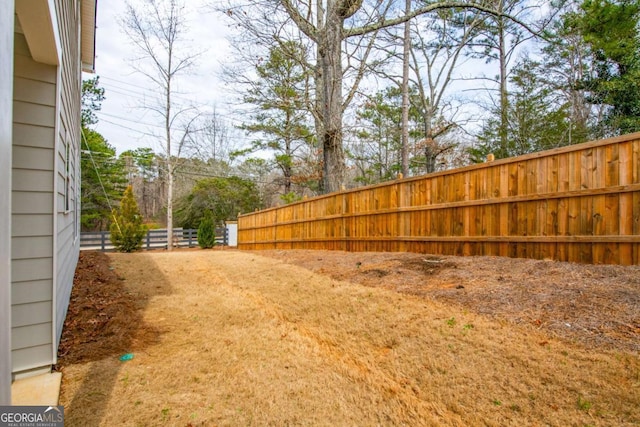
[{"x1": 57, "y1": 251, "x2": 172, "y2": 426}]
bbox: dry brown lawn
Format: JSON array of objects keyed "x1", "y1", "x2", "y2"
[{"x1": 58, "y1": 250, "x2": 640, "y2": 426}]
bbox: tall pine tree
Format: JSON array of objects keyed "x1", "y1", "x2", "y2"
[
  {"x1": 575, "y1": 0, "x2": 640, "y2": 136},
  {"x1": 237, "y1": 41, "x2": 318, "y2": 201}
]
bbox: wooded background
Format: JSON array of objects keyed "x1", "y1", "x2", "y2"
[{"x1": 238, "y1": 133, "x2": 640, "y2": 265}]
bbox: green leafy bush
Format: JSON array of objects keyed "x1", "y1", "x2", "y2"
[
  {"x1": 174, "y1": 176, "x2": 262, "y2": 229},
  {"x1": 110, "y1": 185, "x2": 146, "y2": 252}
]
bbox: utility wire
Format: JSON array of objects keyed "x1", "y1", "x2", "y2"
[
  {"x1": 81, "y1": 127, "x2": 121, "y2": 233},
  {"x1": 81, "y1": 152, "x2": 278, "y2": 186},
  {"x1": 98, "y1": 76, "x2": 249, "y2": 126},
  {"x1": 96, "y1": 115, "x2": 257, "y2": 149},
  {"x1": 96, "y1": 111, "x2": 166, "y2": 129},
  {"x1": 101, "y1": 76, "x2": 219, "y2": 106},
  {"x1": 96, "y1": 118, "x2": 161, "y2": 138}
]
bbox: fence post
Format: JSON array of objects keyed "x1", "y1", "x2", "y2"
[
  {"x1": 146, "y1": 230, "x2": 151, "y2": 250},
  {"x1": 101, "y1": 231, "x2": 106, "y2": 252},
  {"x1": 188, "y1": 229, "x2": 193, "y2": 248},
  {"x1": 224, "y1": 226, "x2": 228, "y2": 246}
]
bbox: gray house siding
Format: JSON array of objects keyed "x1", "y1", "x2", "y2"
[
  {"x1": 11, "y1": 27, "x2": 56, "y2": 375},
  {"x1": 53, "y1": 0, "x2": 81, "y2": 350},
  {"x1": 1, "y1": 1, "x2": 14, "y2": 405}
]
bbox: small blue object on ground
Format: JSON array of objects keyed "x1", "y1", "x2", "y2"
[{"x1": 119, "y1": 353, "x2": 134, "y2": 361}]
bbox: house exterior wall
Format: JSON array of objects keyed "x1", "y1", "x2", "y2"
[
  {"x1": 53, "y1": 0, "x2": 81, "y2": 351},
  {"x1": 11, "y1": 0, "x2": 81, "y2": 377},
  {"x1": 0, "y1": 0, "x2": 15, "y2": 405},
  {"x1": 11, "y1": 26, "x2": 57, "y2": 376}
]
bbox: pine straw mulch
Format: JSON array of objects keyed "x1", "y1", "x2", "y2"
[
  {"x1": 253, "y1": 250, "x2": 640, "y2": 354},
  {"x1": 56, "y1": 251, "x2": 163, "y2": 367}
]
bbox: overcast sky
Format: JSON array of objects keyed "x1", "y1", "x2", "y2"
[{"x1": 90, "y1": 0, "x2": 240, "y2": 155}]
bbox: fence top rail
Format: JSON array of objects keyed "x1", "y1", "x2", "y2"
[
  {"x1": 80, "y1": 228, "x2": 225, "y2": 234},
  {"x1": 238, "y1": 131, "x2": 640, "y2": 218},
  {"x1": 80, "y1": 228, "x2": 226, "y2": 240}
]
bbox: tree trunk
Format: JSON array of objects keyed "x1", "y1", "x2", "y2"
[
  {"x1": 423, "y1": 105, "x2": 435, "y2": 173},
  {"x1": 400, "y1": 0, "x2": 411, "y2": 177},
  {"x1": 319, "y1": 6, "x2": 345, "y2": 193},
  {"x1": 314, "y1": 0, "x2": 326, "y2": 193},
  {"x1": 284, "y1": 129, "x2": 292, "y2": 194},
  {"x1": 497, "y1": 0, "x2": 509, "y2": 158},
  {"x1": 166, "y1": 79, "x2": 173, "y2": 251},
  {"x1": 167, "y1": 161, "x2": 174, "y2": 249},
  {"x1": 424, "y1": 144, "x2": 437, "y2": 174}
]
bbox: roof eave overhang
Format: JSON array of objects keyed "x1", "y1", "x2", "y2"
[
  {"x1": 81, "y1": 0, "x2": 97, "y2": 73},
  {"x1": 15, "y1": 0, "x2": 60, "y2": 66}
]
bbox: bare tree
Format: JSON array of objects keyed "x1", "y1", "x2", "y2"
[
  {"x1": 121, "y1": 0, "x2": 200, "y2": 249},
  {"x1": 466, "y1": 0, "x2": 549, "y2": 158},
  {"x1": 409, "y1": 9, "x2": 484, "y2": 173},
  {"x1": 371, "y1": 8, "x2": 483, "y2": 174},
  {"x1": 186, "y1": 107, "x2": 240, "y2": 171}
]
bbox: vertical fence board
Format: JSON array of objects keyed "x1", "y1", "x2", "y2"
[
  {"x1": 569, "y1": 151, "x2": 581, "y2": 191},
  {"x1": 606, "y1": 144, "x2": 619, "y2": 187},
  {"x1": 594, "y1": 146, "x2": 606, "y2": 189},
  {"x1": 633, "y1": 140, "x2": 640, "y2": 184}
]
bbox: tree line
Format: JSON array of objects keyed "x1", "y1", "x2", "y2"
[{"x1": 81, "y1": 0, "x2": 640, "y2": 233}]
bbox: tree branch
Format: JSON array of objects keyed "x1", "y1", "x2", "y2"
[
  {"x1": 345, "y1": 2, "x2": 542, "y2": 40},
  {"x1": 280, "y1": 0, "x2": 318, "y2": 41}
]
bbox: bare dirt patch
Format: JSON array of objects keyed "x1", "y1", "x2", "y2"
[{"x1": 58, "y1": 250, "x2": 640, "y2": 426}]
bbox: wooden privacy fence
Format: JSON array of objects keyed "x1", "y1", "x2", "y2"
[
  {"x1": 81, "y1": 227, "x2": 228, "y2": 252},
  {"x1": 238, "y1": 133, "x2": 640, "y2": 265}
]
